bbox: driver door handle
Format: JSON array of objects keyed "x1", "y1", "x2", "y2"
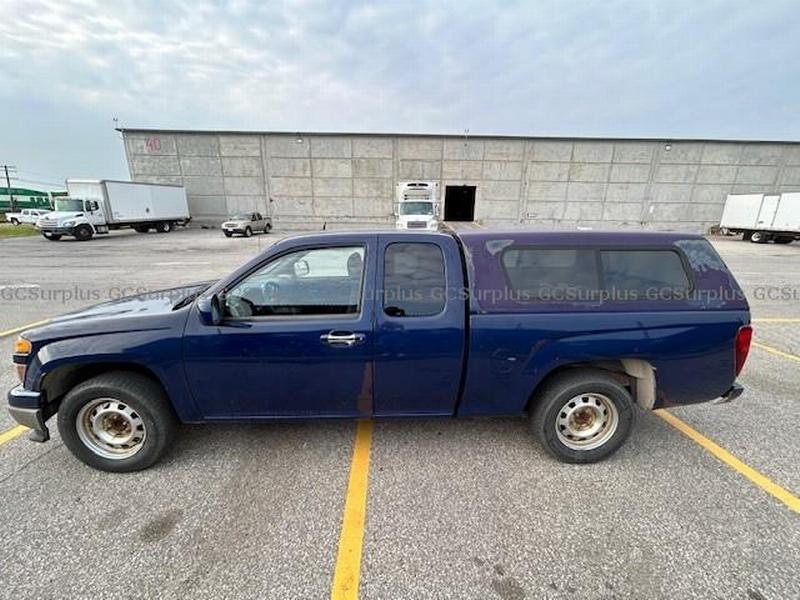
[{"x1": 320, "y1": 331, "x2": 366, "y2": 347}]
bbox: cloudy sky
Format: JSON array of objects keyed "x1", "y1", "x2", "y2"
[{"x1": 1, "y1": 0, "x2": 799, "y2": 189}]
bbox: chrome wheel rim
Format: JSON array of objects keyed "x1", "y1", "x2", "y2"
[
  {"x1": 76, "y1": 398, "x2": 146, "y2": 460},
  {"x1": 555, "y1": 393, "x2": 619, "y2": 451}
]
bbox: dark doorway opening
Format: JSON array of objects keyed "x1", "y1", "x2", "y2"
[{"x1": 444, "y1": 186, "x2": 476, "y2": 221}]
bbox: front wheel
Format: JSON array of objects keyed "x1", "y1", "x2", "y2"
[
  {"x1": 530, "y1": 369, "x2": 635, "y2": 463},
  {"x1": 57, "y1": 372, "x2": 178, "y2": 472},
  {"x1": 73, "y1": 224, "x2": 94, "y2": 241},
  {"x1": 10, "y1": 218, "x2": 19, "y2": 225},
  {"x1": 43, "y1": 233, "x2": 62, "y2": 241},
  {"x1": 244, "y1": 226, "x2": 252, "y2": 237}
]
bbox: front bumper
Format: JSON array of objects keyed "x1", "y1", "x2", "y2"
[
  {"x1": 7, "y1": 386, "x2": 50, "y2": 442},
  {"x1": 37, "y1": 225, "x2": 74, "y2": 235}
]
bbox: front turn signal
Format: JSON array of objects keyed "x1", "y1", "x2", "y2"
[{"x1": 14, "y1": 337, "x2": 32, "y2": 355}]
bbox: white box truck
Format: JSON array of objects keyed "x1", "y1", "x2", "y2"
[
  {"x1": 36, "y1": 180, "x2": 190, "y2": 241},
  {"x1": 720, "y1": 192, "x2": 800, "y2": 244},
  {"x1": 394, "y1": 181, "x2": 440, "y2": 230}
]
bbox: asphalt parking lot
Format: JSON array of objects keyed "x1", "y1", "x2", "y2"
[{"x1": 0, "y1": 228, "x2": 798, "y2": 600}]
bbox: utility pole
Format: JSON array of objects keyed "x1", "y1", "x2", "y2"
[{"x1": 2, "y1": 164, "x2": 17, "y2": 212}]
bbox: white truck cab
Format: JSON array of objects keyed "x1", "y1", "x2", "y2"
[
  {"x1": 395, "y1": 181, "x2": 440, "y2": 230},
  {"x1": 36, "y1": 197, "x2": 106, "y2": 241}
]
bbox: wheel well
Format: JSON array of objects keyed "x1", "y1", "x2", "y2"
[
  {"x1": 525, "y1": 359, "x2": 656, "y2": 412},
  {"x1": 41, "y1": 362, "x2": 167, "y2": 409}
]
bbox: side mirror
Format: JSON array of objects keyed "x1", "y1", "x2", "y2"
[{"x1": 197, "y1": 294, "x2": 223, "y2": 326}]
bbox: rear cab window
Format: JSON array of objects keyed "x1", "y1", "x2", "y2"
[{"x1": 383, "y1": 242, "x2": 446, "y2": 317}]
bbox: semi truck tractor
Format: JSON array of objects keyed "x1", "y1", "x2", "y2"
[{"x1": 36, "y1": 180, "x2": 190, "y2": 241}]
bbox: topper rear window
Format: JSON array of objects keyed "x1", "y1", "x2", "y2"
[{"x1": 500, "y1": 247, "x2": 691, "y2": 301}]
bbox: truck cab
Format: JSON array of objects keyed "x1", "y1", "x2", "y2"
[
  {"x1": 36, "y1": 197, "x2": 105, "y2": 241},
  {"x1": 8, "y1": 230, "x2": 751, "y2": 472},
  {"x1": 395, "y1": 181, "x2": 440, "y2": 230}
]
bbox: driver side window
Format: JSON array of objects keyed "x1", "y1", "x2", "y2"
[{"x1": 224, "y1": 246, "x2": 365, "y2": 318}]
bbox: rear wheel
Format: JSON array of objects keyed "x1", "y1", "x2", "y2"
[
  {"x1": 530, "y1": 369, "x2": 635, "y2": 463},
  {"x1": 73, "y1": 224, "x2": 94, "y2": 241},
  {"x1": 748, "y1": 230, "x2": 767, "y2": 243},
  {"x1": 133, "y1": 224, "x2": 150, "y2": 233},
  {"x1": 774, "y1": 236, "x2": 794, "y2": 244},
  {"x1": 264, "y1": 222, "x2": 272, "y2": 233},
  {"x1": 155, "y1": 222, "x2": 173, "y2": 233},
  {"x1": 57, "y1": 372, "x2": 178, "y2": 472}
]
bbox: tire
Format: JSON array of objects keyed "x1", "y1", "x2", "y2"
[
  {"x1": 748, "y1": 230, "x2": 767, "y2": 244},
  {"x1": 774, "y1": 236, "x2": 794, "y2": 244},
  {"x1": 57, "y1": 371, "x2": 178, "y2": 472},
  {"x1": 530, "y1": 369, "x2": 635, "y2": 464},
  {"x1": 155, "y1": 222, "x2": 173, "y2": 233},
  {"x1": 224, "y1": 231, "x2": 232, "y2": 238},
  {"x1": 43, "y1": 233, "x2": 62, "y2": 241},
  {"x1": 133, "y1": 224, "x2": 150, "y2": 233},
  {"x1": 244, "y1": 226, "x2": 252, "y2": 237},
  {"x1": 73, "y1": 224, "x2": 94, "y2": 241},
  {"x1": 264, "y1": 222, "x2": 272, "y2": 233},
  {"x1": 10, "y1": 218, "x2": 19, "y2": 225}
]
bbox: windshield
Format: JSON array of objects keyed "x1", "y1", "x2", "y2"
[
  {"x1": 399, "y1": 202, "x2": 434, "y2": 216},
  {"x1": 230, "y1": 213, "x2": 252, "y2": 220},
  {"x1": 54, "y1": 198, "x2": 84, "y2": 212}
]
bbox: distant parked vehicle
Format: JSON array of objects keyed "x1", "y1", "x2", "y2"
[
  {"x1": 395, "y1": 181, "x2": 440, "y2": 230},
  {"x1": 720, "y1": 192, "x2": 800, "y2": 244},
  {"x1": 221, "y1": 212, "x2": 272, "y2": 237},
  {"x1": 5, "y1": 208, "x2": 51, "y2": 225},
  {"x1": 36, "y1": 180, "x2": 190, "y2": 242}
]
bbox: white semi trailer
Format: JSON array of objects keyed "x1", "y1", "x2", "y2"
[
  {"x1": 394, "y1": 181, "x2": 440, "y2": 230},
  {"x1": 720, "y1": 193, "x2": 800, "y2": 243},
  {"x1": 36, "y1": 180, "x2": 190, "y2": 241}
]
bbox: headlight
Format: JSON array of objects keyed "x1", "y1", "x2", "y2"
[
  {"x1": 13, "y1": 337, "x2": 31, "y2": 383},
  {"x1": 62, "y1": 220, "x2": 76, "y2": 227}
]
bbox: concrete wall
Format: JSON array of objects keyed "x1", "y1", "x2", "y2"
[{"x1": 122, "y1": 130, "x2": 800, "y2": 232}]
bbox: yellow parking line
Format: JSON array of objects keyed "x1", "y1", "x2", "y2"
[
  {"x1": 752, "y1": 318, "x2": 800, "y2": 323},
  {"x1": 655, "y1": 410, "x2": 799, "y2": 514},
  {"x1": 331, "y1": 420, "x2": 374, "y2": 600},
  {"x1": 0, "y1": 319, "x2": 49, "y2": 339},
  {"x1": 752, "y1": 341, "x2": 800, "y2": 363},
  {"x1": 0, "y1": 425, "x2": 28, "y2": 447}
]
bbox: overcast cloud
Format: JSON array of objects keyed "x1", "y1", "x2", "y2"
[{"x1": 1, "y1": 0, "x2": 799, "y2": 188}]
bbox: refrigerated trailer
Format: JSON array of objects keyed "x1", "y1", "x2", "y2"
[
  {"x1": 36, "y1": 180, "x2": 190, "y2": 241},
  {"x1": 720, "y1": 192, "x2": 800, "y2": 243}
]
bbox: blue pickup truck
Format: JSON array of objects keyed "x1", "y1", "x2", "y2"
[{"x1": 8, "y1": 230, "x2": 752, "y2": 472}]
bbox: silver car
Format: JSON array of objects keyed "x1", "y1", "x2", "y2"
[{"x1": 221, "y1": 212, "x2": 272, "y2": 237}]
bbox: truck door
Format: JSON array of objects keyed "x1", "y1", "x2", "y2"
[
  {"x1": 757, "y1": 195, "x2": 780, "y2": 229},
  {"x1": 183, "y1": 236, "x2": 378, "y2": 418},
  {"x1": 373, "y1": 233, "x2": 466, "y2": 415}
]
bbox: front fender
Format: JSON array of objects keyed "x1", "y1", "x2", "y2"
[{"x1": 28, "y1": 329, "x2": 201, "y2": 422}]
